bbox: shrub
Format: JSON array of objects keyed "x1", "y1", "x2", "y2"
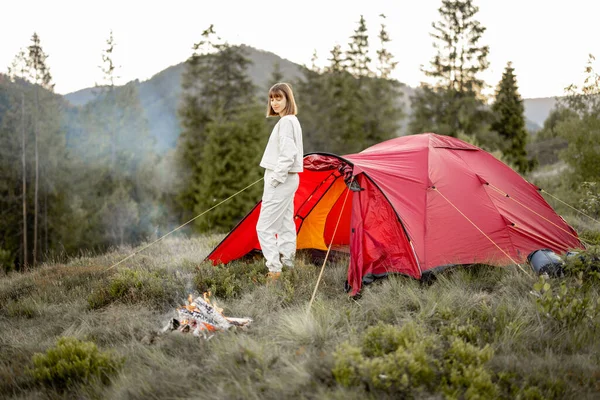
[
  {"x1": 532, "y1": 275, "x2": 599, "y2": 328},
  {"x1": 88, "y1": 268, "x2": 184, "y2": 309},
  {"x1": 440, "y1": 338, "x2": 497, "y2": 399},
  {"x1": 361, "y1": 322, "x2": 421, "y2": 358},
  {"x1": 331, "y1": 342, "x2": 367, "y2": 388},
  {"x1": 4, "y1": 299, "x2": 37, "y2": 318},
  {"x1": 579, "y1": 182, "x2": 600, "y2": 218},
  {"x1": 30, "y1": 337, "x2": 123, "y2": 390},
  {"x1": 332, "y1": 322, "x2": 499, "y2": 398},
  {"x1": 194, "y1": 261, "x2": 267, "y2": 299},
  {"x1": 563, "y1": 246, "x2": 600, "y2": 282},
  {"x1": 440, "y1": 321, "x2": 481, "y2": 344}
]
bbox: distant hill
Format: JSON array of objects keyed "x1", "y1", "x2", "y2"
[
  {"x1": 522, "y1": 97, "x2": 559, "y2": 128},
  {"x1": 65, "y1": 46, "x2": 308, "y2": 150},
  {"x1": 64, "y1": 45, "x2": 554, "y2": 151}
]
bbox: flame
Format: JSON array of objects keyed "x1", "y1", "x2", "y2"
[{"x1": 202, "y1": 322, "x2": 218, "y2": 332}]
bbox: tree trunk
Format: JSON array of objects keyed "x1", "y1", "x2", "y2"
[
  {"x1": 21, "y1": 91, "x2": 27, "y2": 270},
  {"x1": 111, "y1": 90, "x2": 116, "y2": 170},
  {"x1": 34, "y1": 85, "x2": 39, "y2": 267},
  {"x1": 44, "y1": 191, "x2": 48, "y2": 257}
]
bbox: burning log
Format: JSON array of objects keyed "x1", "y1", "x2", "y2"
[{"x1": 163, "y1": 293, "x2": 252, "y2": 338}]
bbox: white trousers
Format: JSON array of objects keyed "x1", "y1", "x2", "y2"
[{"x1": 256, "y1": 169, "x2": 300, "y2": 272}]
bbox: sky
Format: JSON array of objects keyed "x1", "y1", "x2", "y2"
[{"x1": 2, "y1": 0, "x2": 599, "y2": 99}]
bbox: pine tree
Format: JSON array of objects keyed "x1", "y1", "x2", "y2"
[
  {"x1": 491, "y1": 62, "x2": 530, "y2": 173},
  {"x1": 376, "y1": 14, "x2": 397, "y2": 79},
  {"x1": 297, "y1": 16, "x2": 404, "y2": 154},
  {"x1": 268, "y1": 61, "x2": 284, "y2": 88},
  {"x1": 345, "y1": 15, "x2": 372, "y2": 78},
  {"x1": 363, "y1": 15, "x2": 403, "y2": 145},
  {"x1": 295, "y1": 51, "x2": 327, "y2": 152},
  {"x1": 426, "y1": 0, "x2": 488, "y2": 94},
  {"x1": 3, "y1": 38, "x2": 67, "y2": 269},
  {"x1": 177, "y1": 26, "x2": 225, "y2": 221},
  {"x1": 410, "y1": 0, "x2": 491, "y2": 140},
  {"x1": 309, "y1": 50, "x2": 321, "y2": 73},
  {"x1": 177, "y1": 26, "x2": 266, "y2": 232},
  {"x1": 7, "y1": 49, "x2": 29, "y2": 269},
  {"x1": 0, "y1": 76, "x2": 26, "y2": 272},
  {"x1": 328, "y1": 44, "x2": 345, "y2": 73},
  {"x1": 321, "y1": 44, "x2": 363, "y2": 154},
  {"x1": 339, "y1": 16, "x2": 373, "y2": 154},
  {"x1": 98, "y1": 30, "x2": 119, "y2": 168},
  {"x1": 26, "y1": 32, "x2": 53, "y2": 266},
  {"x1": 195, "y1": 107, "x2": 265, "y2": 231}
]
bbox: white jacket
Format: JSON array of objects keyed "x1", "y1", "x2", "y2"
[{"x1": 260, "y1": 115, "x2": 304, "y2": 185}]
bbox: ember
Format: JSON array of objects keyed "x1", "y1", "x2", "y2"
[{"x1": 163, "y1": 293, "x2": 252, "y2": 338}]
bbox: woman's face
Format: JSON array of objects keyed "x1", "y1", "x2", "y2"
[{"x1": 270, "y1": 92, "x2": 287, "y2": 116}]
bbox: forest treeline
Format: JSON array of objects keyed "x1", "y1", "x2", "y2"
[{"x1": 1, "y1": 0, "x2": 599, "y2": 273}]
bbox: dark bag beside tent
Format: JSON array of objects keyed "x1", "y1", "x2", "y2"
[{"x1": 207, "y1": 133, "x2": 583, "y2": 295}]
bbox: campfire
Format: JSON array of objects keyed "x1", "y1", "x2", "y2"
[{"x1": 163, "y1": 292, "x2": 252, "y2": 338}]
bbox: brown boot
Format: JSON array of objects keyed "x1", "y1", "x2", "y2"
[{"x1": 266, "y1": 271, "x2": 281, "y2": 283}]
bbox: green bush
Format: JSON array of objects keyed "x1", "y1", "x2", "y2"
[
  {"x1": 579, "y1": 182, "x2": 600, "y2": 218},
  {"x1": 4, "y1": 299, "x2": 37, "y2": 318},
  {"x1": 88, "y1": 268, "x2": 184, "y2": 309},
  {"x1": 563, "y1": 246, "x2": 600, "y2": 282},
  {"x1": 194, "y1": 261, "x2": 268, "y2": 299},
  {"x1": 440, "y1": 321, "x2": 481, "y2": 344},
  {"x1": 30, "y1": 337, "x2": 123, "y2": 390},
  {"x1": 331, "y1": 342, "x2": 364, "y2": 387},
  {"x1": 579, "y1": 230, "x2": 600, "y2": 246},
  {"x1": 332, "y1": 322, "x2": 499, "y2": 399},
  {"x1": 440, "y1": 338, "x2": 497, "y2": 399},
  {"x1": 532, "y1": 276, "x2": 599, "y2": 328},
  {"x1": 361, "y1": 322, "x2": 421, "y2": 358}
]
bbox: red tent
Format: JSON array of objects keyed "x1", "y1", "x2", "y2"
[{"x1": 207, "y1": 133, "x2": 583, "y2": 295}]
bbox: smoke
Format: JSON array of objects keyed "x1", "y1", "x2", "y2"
[{"x1": 59, "y1": 83, "x2": 185, "y2": 251}]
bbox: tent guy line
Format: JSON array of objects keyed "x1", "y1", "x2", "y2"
[
  {"x1": 486, "y1": 183, "x2": 592, "y2": 248},
  {"x1": 105, "y1": 177, "x2": 264, "y2": 271},
  {"x1": 431, "y1": 186, "x2": 531, "y2": 276},
  {"x1": 307, "y1": 184, "x2": 351, "y2": 314},
  {"x1": 541, "y1": 189, "x2": 600, "y2": 227}
]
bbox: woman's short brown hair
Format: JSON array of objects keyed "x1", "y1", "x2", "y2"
[{"x1": 266, "y1": 82, "x2": 298, "y2": 117}]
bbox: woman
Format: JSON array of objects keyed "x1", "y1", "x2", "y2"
[{"x1": 256, "y1": 83, "x2": 304, "y2": 281}]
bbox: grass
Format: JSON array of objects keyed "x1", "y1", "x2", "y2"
[{"x1": 0, "y1": 234, "x2": 599, "y2": 399}]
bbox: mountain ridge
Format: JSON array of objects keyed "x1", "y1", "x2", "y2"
[{"x1": 63, "y1": 45, "x2": 555, "y2": 151}]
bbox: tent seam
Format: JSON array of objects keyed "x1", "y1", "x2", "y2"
[
  {"x1": 425, "y1": 137, "x2": 431, "y2": 270},
  {"x1": 361, "y1": 173, "x2": 423, "y2": 275},
  {"x1": 298, "y1": 171, "x2": 341, "y2": 223},
  {"x1": 453, "y1": 150, "x2": 519, "y2": 259}
]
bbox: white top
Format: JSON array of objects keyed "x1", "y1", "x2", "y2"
[{"x1": 259, "y1": 115, "x2": 304, "y2": 184}]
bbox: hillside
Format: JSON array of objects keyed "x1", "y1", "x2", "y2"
[
  {"x1": 524, "y1": 97, "x2": 559, "y2": 127},
  {"x1": 64, "y1": 46, "x2": 549, "y2": 152},
  {"x1": 1, "y1": 235, "x2": 598, "y2": 398},
  {"x1": 64, "y1": 46, "x2": 307, "y2": 150}
]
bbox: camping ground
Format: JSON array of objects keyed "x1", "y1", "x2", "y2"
[{"x1": 1, "y1": 226, "x2": 599, "y2": 399}]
